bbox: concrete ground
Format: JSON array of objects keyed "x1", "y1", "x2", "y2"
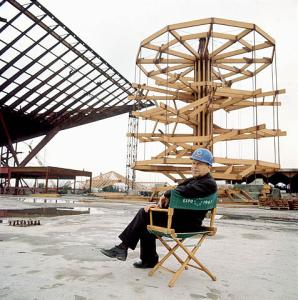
[{"x1": 0, "y1": 195, "x2": 297, "y2": 300}]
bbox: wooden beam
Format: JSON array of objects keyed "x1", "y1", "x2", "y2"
[
  {"x1": 239, "y1": 165, "x2": 255, "y2": 177},
  {"x1": 170, "y1": 30, "x2": 200, "y2": 58},
  {"x1": 132, "y1": 83, "x2": 194, "y2": 100},
  {"x1": 210, "y1": 28, "x2": 251, "y2": 57},
  {"x1": 213, "y1": 47, "x2": 251, "y2": 61},
  {"x1": 140, "y1": 26, "x2": 168, "y2": 46},
  {"x1": 255, "y1": 25, "x2": 275, "y2": 44},
  {"x1": 213, "y1": 18, "x2": 255, "y2": 29},
  {"x1": 214, "y1": 58, "x2": 272, "y2": 64},
  {"x1": 214, "y1": 157, "x2": 279, "y2": 168},
  {"x1": 148, "y1": 63, "x2": 193, "y2": 77},
  {"x1": 137, "y1": 58, "x2": 191, "y2": 64},
  {"x1": 168, "y1": 18, "x2": 213, "y2": 31},
  {"x1": 142, "y1": 43, "x2": 195, "y2": 61},
  {"x1": 178, "y1": 96, "x2": 209, "y2": 114}
]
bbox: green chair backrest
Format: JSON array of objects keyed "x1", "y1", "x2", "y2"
[{"x1": 169, "y1": 190, "x2": 218, "y2": 211}]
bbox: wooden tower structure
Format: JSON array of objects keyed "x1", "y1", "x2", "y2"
[{"x1": 127, "y1": 18, "x2": 286, "y2": 182}]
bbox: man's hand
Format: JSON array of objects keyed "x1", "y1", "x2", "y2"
[
  {"x1": 157, "y1": 194, "x2": 169, "y2": 208},
  {"x1": 144, "y1": 204, "x2": 157, "y2": 213},
  {"x1": 144, "y1": 194, "x2": 169, "y2": 212}
]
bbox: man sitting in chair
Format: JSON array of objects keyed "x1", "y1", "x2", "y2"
[{"x1": 100, "y1": 148, "x2": 217, "y2": 268}]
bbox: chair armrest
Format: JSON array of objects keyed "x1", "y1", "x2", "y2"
[
  {"x1": 149, "y1": 207, "x2": 169, "y2": 212},
  {"x1": 206, "y1": 226, "x2": 217, "y2": 236},
  {"x1": 148, "y1": 207, "x2": 174, "y2": 229}
]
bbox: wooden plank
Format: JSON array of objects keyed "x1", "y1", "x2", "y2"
[
  {"x1": 211, "y1": 97, "x2": 244, "y2": 110},
  {"x1": 214, "y1": 157, "x2": 280, "y2": 169},
  {"x1": 170, "y1": 30, "x2": 200, "y2": 58},
  {"x1": 219, "y1": 87, "x2": 261, "y2": 96},
  {"x1": 137, "y1": 58, "x2": 191, "y2": 64},
  {"x1": 155, "y1": 144, "x2": 178, "y2": 158},
  {"x1": 133, "y1": 106, "x2": 163, "y2": 117},
  {"x1": 134, "y1": 158, "x2": 190, "y2": 165},
  {"x1": 230, "y1": 73, "x2": 252, "y2": 84},
  {"x1": 214, "y1": 157, "x2": 258, "y2": 166},
  {"x1": 127, "y1": 133, "x2": 193, "y2": 138},
  {"x1": 212, "y1": 172, "x2": 241, "y2": 180},
  {"x1": 176, "y1": 76, "x2": 198, "y2": 93},
  {"x1": 239, "y1": 124, "x2": 266, "y2": 134},
  {"x1": 155, "y1": 80, "x2": 193, "y2": 93},
  {"x1": 143, "y1": 43, "x2": 195, "y2": 61},
  {"x1": 128, "y1": 95, "x2": 181, "y2": 101},
  {"x1": 160, "y1": 103, "x2": 178, "y2": 115},
  {"x1": 224, "y1": 165, "x2": 233, "y2": 174},
  {"x1": 132, "y1": 164, "x2": 191, "y2": 172},
  {"x1": 252, "y1": 41, "x2": 273, "y2": 51},
  {"x1": 260, "y1": 129, "x2": 286, "y2": 137},
  {"x1": 168, "y1": 18, "x2": 212, "y2": 31},
  {"x1": 227, "y1": 101, "x2": 281, "y2": 109},
  {"x1": 136, "y1": 63, "x2": 149, "y2": 76},
  {"x1": 188, "y1": 103, "x2": 208, "y2": 117},
  {"x1": 216, "y1": 63, "x2": 253, "y2": 77},
  {"x1": 213, "y1": 18, "x2": 254, "y2": 29},
  {"x1": 210, "y1": 28, "x2": 251, "y2": 57},
  {"x1": 144, "y1": 115, "x2": 197, "y2": 126},
  {"x1": 253, "y1": 63, "x2": 270, "y2": 76},
  {"x1": 180, "y1": 32, "x2": 208, "y2": 41},
  {"x1": 214, "y1": 58, "x2": 272, "y2": 64},
  {"x1": 148, "y1": 63, "x2": 193, "y2": 77},
  {"x1": 239, "y1": 38, "x2": 252, "y2": 50},
  {"x1": 213, "y1": 130, "x2": 238, "y2": 143},
  {"x1": 140, "y1": 26, "x2": 168, "y2": 46},
  {"x1": 176, "y1": 149, "x2": 189, "y2": 158},
  {"x1": 133, "y1": 135, "x2": 210, "y2": 144},
  {"x1": 239, "y1": 165, "x2": 255, "y2": 177},
  {"x1": 255, "y1": 89, "x2": 285, "y2": 98},
  {"x1": 160, "y1": 38, "x2": 179, "y2": 51},
  {"x1": 212, "y1": 31, "x2": 237, "y2": 40},
  {"x1": 210, "y1": 40, "x2": 236, "y2": 58},
  {"x1": 178, "y1": 96, "x2": 209, "y2": 113},
  {"x1": 131, "y1": 83, "x2": 194, "y2": 100},
  {"x1": 255, "y1": 25, "x2": 275, "y2": 44},
  {"x1": 213, "y1": 47, "x2": 251, "y2": 60},
  {"x1": 190, "y1": 81, "x2": 223, "y2": 88},
  {"x1": 163, "y1": 172, "x2": 180, "y2": 182}
]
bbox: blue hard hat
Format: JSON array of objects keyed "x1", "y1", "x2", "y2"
[{"x1": 191, "y1": 148, "x2": 213, "y2": 166}]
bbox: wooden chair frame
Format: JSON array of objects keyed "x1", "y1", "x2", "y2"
[{"x1": 147, "y1": 191, "x2": 217, "y2": 287}]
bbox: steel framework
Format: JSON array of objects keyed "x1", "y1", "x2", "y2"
[
  {"x1": 0, "y1": 0, "x2": 152, "y2": 166},
  {"x1": 0, "y1": 0, "x2": 153, "y2": 193}
]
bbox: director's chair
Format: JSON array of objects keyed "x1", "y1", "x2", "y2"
[{"x1": 147, "y1": 190, "x2": 218, "y2": 287}]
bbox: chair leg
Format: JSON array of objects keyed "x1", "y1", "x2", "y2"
[
  {"x1": 168, "y1": 250, "x2": 193, "y2": 287},
  {"x1": 148, "y1": 237, "x2": 182, "y2": 276},
  {"x1": 150, "y1": 235, "x2": 217, "y2": 287},
  {"x1": 175, "y1": 236, "x2": 216, "y2": 281},
  {"x1": 159, "y1": 237, "x2": 186, "y2": 266}
]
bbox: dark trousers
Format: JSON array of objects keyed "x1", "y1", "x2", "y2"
[
  {"x1": 118, "y1": 207, "x2": 206, "y2": 263},
  {"x1": 119, "y1": 208, "x2": 167, "y2": 263}
]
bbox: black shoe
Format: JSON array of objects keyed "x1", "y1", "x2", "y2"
[
  {"x1": 100, "y1": 245, "x2": 127, "y2": 261},
  {"x1": 133, "y1": 260, "x2": 158, "y2": 269}
]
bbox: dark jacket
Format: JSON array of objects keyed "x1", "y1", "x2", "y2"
[
  {"x1": 164, "y1": 173, "x2": 217, "y2": 199},
  {"x1": 164, "y1": 173, "x2": 217, "y2": 232}
]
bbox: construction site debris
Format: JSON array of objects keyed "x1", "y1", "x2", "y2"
[{"x1": 8, "y1": 219, "x2": 41, "y2": 226}]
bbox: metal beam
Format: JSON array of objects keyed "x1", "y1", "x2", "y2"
[{"x1": 19, "y1": 126, "x2": 60, "y2": 167}]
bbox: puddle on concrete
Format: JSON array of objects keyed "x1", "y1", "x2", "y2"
[
  {"x1": 0, "y1": 206, "x2": 110, "y2": 220},
  {"x1": 0, "y1": 207, "x2": 90, "y2": 218}
]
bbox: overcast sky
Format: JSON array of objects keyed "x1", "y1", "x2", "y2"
[{"x1": 25, "y1": 0, "x2": 298, "y2": 182}]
